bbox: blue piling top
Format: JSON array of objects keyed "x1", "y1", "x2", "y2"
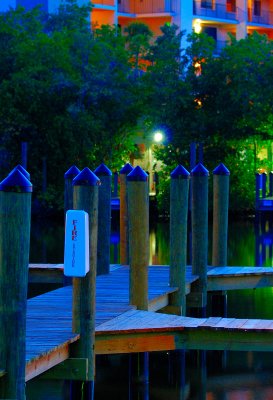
[
  {"x1": 73, "y1": 167, "x2": 100, "y2": 186},
  {"x1": 120, "y1": 163, "x2": 134, "y2": 175},
  {"x1": 94, "y1": 163, "x2": 112, "y2": 176},
  {"x1": 9, "y1": 164, "x2": 30, "y2": 180},
  {"x1": 0, "y1": 169, "x2": 32, "y2": 193},
  {"x1": 127, "y1": 166, "x2": 148, "y2": 182},
  {"x1": 213, "y1": 163, "x2": 230, "y2": 176},
  {"x1": 191, "y1": 163, "x2": 209, "y2": 176},
  {"x1": 171, "y1": 165, "x2": 190, "y2": 179},
  {"x1": 64, "y1": 165, "x2": 81, "y2": 179}
]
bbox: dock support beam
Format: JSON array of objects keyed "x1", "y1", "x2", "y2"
[
  {"x1": 211, "y1": 164, "x2": 230, "y2": 316},
  {"x1": 169, "y1": 165, "x2": 190, "y2": 316},
  {"x1": 127, "y1": 166, "x2": 149, "y2": 310},
  {"x1": 72, "y1": 167, "x2": 100, "y2": 395},
  {"x1": 188, "y1": 163, "x2": 209, "y2": 315},
  {"x1": 212, "y1": 163, "x2": 230, "y2": 267},
  {"x1": 94, "y1": 163, "x2": 112, "y2": 276},
  {"x1": 119, "y1": 163, "x2": 133, "y2": 265},
  {"x1": 0, "y1": 166, "x2": 32, "y2": 400}
]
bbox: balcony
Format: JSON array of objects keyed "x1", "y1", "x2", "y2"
[
  {"x1": 193, "y1": 0, "x2": 238, "y2": 21},
  {"x1": 248, "y1": 8, "x2": 273, "y2": 25},
  {"x1": 92, "y1": 0, "x2": 115, "y2": 5},
  {"x1": 118, "y1": 0, "x2": 174, "y2": 14}
]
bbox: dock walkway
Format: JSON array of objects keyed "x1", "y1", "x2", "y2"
[{"x1": 25, "y1": 264, "x2": 273, "y2": 381}]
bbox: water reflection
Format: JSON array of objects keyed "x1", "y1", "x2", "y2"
[
  {"x1": 27, "y1": 215, "x2": 273, "y2": 400},
  {"x1": 30, "y1": 215, "x2": 273, "y2": 268}
]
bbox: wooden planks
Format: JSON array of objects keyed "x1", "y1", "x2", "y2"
[
  {"x1": 25, "y1": 265, "x2": 178, "y2": 380},
  {"x1": 25, "y1": 263, "x2": 273, "y2": 380},
  {"x1": 95, "y1": 311, "x2": 273, "y2": 354},
  {"x1": 207, "y1": 266, "x2": 273, "y2": 291}
]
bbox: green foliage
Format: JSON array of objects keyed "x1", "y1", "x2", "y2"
[
  {"x1": 0, "y1": 4, "x2": 142, "y2": 211},
  {"x1": 1, "y1": 7, "x2": 272, "y2": 215}
]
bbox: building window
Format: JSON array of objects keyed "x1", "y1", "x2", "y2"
[
  {"x1": 254, "y1": 0, "x2": 261, "y2": 16},
  {"x1": 226, "y1": 0, "x2": 236, "y2": 12},
  {"x1": 203, "y1": 26, "x2": 217, "y2": 40},
  {"x1": 201, "y1": 0, "x2": 213, "y2": 8}
]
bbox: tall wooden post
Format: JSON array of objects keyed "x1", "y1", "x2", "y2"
[
  {"x1": 0, "y1": 168, "x2": 32, "y2": 400},
  {"x1": 269, "y1": 171, "x2": 273, "y2": 197},
  {"x1": 119, "y1": 163, "x2": 133, "y2": 265},
  {"x1": 21, "y1": 142, "x2": 28, "y2": 170},
  {"x1": 72, "y1": 167, "x2": 100, "y2": 394},
  {"x1": 212, "y1": 163, "x2": 230, "y2": 267},
  {"x1": 127, "y1": 166, "x2": 149, "y2": 310},
  {"x1": 169, "y1": 165, "x2": 190, "y2": 316},
  {"x1": 211, "y1": 164, "x2": 229, "y2": 317},
  {"x1": 255, "y1": 173, "x2": 261, "y2": 210},
  {"x1": 189, "y1": 163, "x2": 209, "y2": 315},
  {"x1": 94, "y1": 163, "x2": 112, "y2": 275},
  {"x1": 262, "y1": 172, "x2": 267, "y2": 198},
  {"x1": 64, "y1": 166, "x2": 80, "y2": 213}
]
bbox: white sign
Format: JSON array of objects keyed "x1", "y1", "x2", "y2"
[{"x1": 64, "y1": 210, "x2": 89, "y2": 277}]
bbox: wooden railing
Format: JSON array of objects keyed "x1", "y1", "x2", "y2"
[
  {"x1": 193, "y1": 0, "x2": 238, "y2": 20},
  {"x1": 91, "y1": 0, "x2": 115, "y2": 6},
  {"x1": 118, "y1": 0, "x2": 174, "y2": 14},
  {"x1": 248, "y1": 8, "x2": 273, "y2": 25}
]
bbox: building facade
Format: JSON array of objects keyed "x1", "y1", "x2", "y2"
[{"x1": 2, "y1": 0, "x2": 273, "y2": 53}]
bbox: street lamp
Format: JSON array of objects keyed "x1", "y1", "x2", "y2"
[{"x1": 153, "y1": 131, "x2": 164, "y2": 143}]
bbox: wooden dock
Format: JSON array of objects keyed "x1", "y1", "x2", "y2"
[{"x1": 25, "y1": 264, "x2": 273, "y2": 382}]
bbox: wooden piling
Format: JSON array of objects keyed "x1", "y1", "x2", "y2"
[
  {"x1": 212, "y1": 163, "x2": 230, "y2": 267},
  {"x1": 0, "y1": 168, "x2": 32, "y2": 400},
  {"x1": 94, "y1": 163, "x2": 112, "y2": 275},
  {"x1": 169, "y1": 165, "x2": 190, "y2": 316},
  {"x1": 127, "y1": 166, "x2": 149, "y2": 310},
  {"x1": 255, "y1": 173, "x2": 261, "y2": 209},
  {"x1": 72, "y1": 167, "x2": 100, "y2": 387},
  {"x1": 262, "y1": 172, "x2": 267, "y2": 198},
  {"x1": 119, "y1": 163, "x2": 133, "y2": 265},
  {"x1": 64, "y1": 166, "x2": 80, "y2": 213},
  {"x1": 189, "y1": 163, "x2": 209, "y2": 313},
  {"x1": 269, "y1": 171, "x2": 273, "y2": 197}
]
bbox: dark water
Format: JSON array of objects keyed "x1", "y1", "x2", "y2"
[{"x1": 26, "y1": 215, "x2": 273, "y2": 400}]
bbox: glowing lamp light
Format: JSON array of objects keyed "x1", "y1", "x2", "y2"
[
  {"x1": 194, "y1": 19, "x2": 202, "y2": 34},
  {"x1": 154, "y1": 131, "x2": 164, "y2": 143}
]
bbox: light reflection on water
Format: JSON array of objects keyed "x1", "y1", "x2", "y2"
[{"x1": 27, "y1": 215, "x2": 273, "y2": 400}]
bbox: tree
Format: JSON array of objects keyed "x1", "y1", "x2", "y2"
[{"x1": 0, "y1": 4, "x2": 142, "y2": 211}]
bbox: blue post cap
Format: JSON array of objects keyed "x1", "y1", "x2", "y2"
[
  {"x1": 171, "y1": 165, "x2": 190, "y2": 179},
  {"x1": 191, "y1": 163, "x2": 209, "y2": 176},
  {"x1": 120, "y1": 163, "x2": 134, "y2": 175},
  {"x1": 0, "y1": 169, "x2": 32, "y2": 193},
  {"x1": 213, "y1": 163, "x2": 230, "y2": 176},
  {"x1": 94, "y1": 163, "x2": 112, "y2": 176},
  {"x1": 127, "y1": 166, "x2": 148, "y2": 182},
  {"x1": 64, "y1": 165, "x2": 81, "y2": 179},
  {"x1": 9, "y1": 164, "x2": 30, "y2": 180},
  {"x1": 73, "y1": 167, "x2": 101, "y2": 186}
]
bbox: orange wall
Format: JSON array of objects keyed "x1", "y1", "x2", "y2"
[
  {"x1": 91, "y1": 9, "x2": 115, "y2": 27},
  {"x1": 92, "y1": 0, "x2": 115, "y2": 5},
  {"x1": 119, "y1": 16, "x2": 172, "y2": 36}
]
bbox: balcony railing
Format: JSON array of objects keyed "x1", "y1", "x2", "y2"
[
  {"x1": 92, "y1": 0, "x2": 115, "y2": 5},
  {"x1": 193, "y1": 1, "x2": 238, "y2": 21},
  {"x1": 118, "y1": 0, "x2": 174, "y2": 14},
  {"x1": 248, "y1": 8, "x2": 273, "y2": 25}
]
